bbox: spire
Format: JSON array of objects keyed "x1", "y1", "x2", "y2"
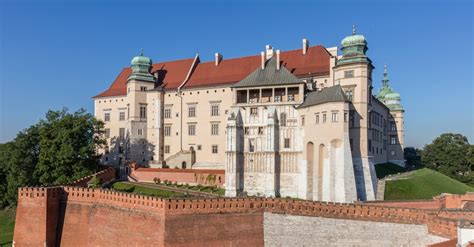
[
  {"x1": 382, "y1": 64, "x2": 389, "y2": 87},
  {"x1": 352, "y1": 25, "x2": 356, "y2": 35},
  {"x1": 140, "y1": 48, "x2": 144, "y2": 56}
]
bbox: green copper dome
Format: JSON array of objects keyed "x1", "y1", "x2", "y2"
[
  {"x1": 385, "y1": 92, "x2": 400, "y2": 100},
  {"x1": 341, "y1": 34, "x2": 367, "y2": 47},
  {"x1": 377, "y1": 65, "x2": 403, "y2": 111},
  {"x1": 127, "y1": 49, "x2": 155, "y2": 83}
]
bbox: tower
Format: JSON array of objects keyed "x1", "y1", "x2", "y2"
[
  {"x1": 377, "y1": 65, "x2": 405, "y2": 166},
  {"x1": 333, "y1": 26, "x2": 378, "y2": 200}
]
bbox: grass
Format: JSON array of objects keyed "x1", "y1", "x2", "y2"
[
  {"x1": 384, "y1": 168, "x2": 474, "y2": 200},
  {"x1": 173, "y1": 184, "x2": 225, "y2": 196},
  {"x1": 375, "y1": 162, "x2": 408, "y2": 179},
  {"x1": 112, "y1": 182, "x2": 188, "y2": 198},
  {"x1": 0, "y1": 208, "x2": 15, "y2": 247}
]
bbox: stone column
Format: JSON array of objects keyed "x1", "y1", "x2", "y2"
[{"x1": 225, "y1": 109, "x2": 243, "y2": 197}]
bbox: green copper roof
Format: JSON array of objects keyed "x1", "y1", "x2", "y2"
[
  {"x1": 128, "y1": 49, "x2": 155, "y2": 83},
  {"x1": 337, "y1": 25, "x2": 370, "y2": 66},
  {"x1": 376, "y1": 65, "x2": 403, "y2": 110},
  {"x1": 297, "y1": 85, "x2": 348, "y2": 108},
  {"x1": 232, "y1": 58, "x2": 303, "y2": 88}
]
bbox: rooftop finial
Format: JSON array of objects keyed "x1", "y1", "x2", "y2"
[
  {"x1": 384, "y1": 64, "x2": 388, "y2": 74},
  {"x1": 140, "y1": 48, "x2": 144, "y2": 56},
  {"x1": 382, "y1": 64, "x2": 389, "y2": 87},
  {"x1": 352, "y1": 25, "x2": 356, "y2": 35}
]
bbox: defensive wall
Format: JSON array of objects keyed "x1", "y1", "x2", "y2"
[
  {"x1": 128, "y1": 164, "x2": 225, "y2": 186},
  {"x1": 13, "y1": 184, "x2": 474, "y2": 246},
  {"x1": 67, "y1": 166, "x2": 116, "y2": 187}
]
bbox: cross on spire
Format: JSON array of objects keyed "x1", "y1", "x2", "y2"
[
  {"x1": 352, "y1": 25, "x2": 356, "y2": 35},
  {"x1": 382, "y1": 64, "x2": 389, "y2": 87},
  {"x1": 140, "y1": 48, "x2": 144, "y2": 56}
]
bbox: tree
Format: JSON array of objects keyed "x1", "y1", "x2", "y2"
[
  {"x1": 422, "y1": 133, "x2": 473, "y2": 184},
  {"x1": 0, "y1": 108, "x2": 106, "y2": 208},
  {"x1": 404, "y1": 147, "x2": 422, "y2": 170},
  {"x1": 88, "y1": 175, "x2": 102, "y2": 188}
]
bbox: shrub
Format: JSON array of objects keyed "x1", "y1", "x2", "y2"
[
  {"x1": 88, "y1": 175, "x2": 102, "y2": 188},
  {"x1": 153, "y1": 177, "x2": 161, "y2": 184}
]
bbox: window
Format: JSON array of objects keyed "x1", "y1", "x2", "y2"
[
  {"x1": 280, "y1": 113, "x2": 286, "y2": 126},
  {"x1": 197, "y1": 145, "x2": 202, "y2": 151},
  {"x1": 250, "y1": 107, "x2": 258, "y2": 116},
  {"x1": 301, "y1": 116, "x2": 305, "y2": 126},
  {"x1": 188, "y1": 106, "x2": 196, "y2": 117},
  {"x1": 164, "y1": 126, "x2": 171, "y2": 136},
  {"x1": 391, "y1": 150, "x2": 396, "y2": 156},
  {"x1": 368, "y1": 140, "x2": 372, "y2": 153},
  {"x1": 345, "y1": 90, "x2": 353, "y2": 101},
  {"x1": 322, "y1": 113, "x2": 327, "y2": 123},
  {"x1": 344, "y1": 70, "x2": 354, "y2": 78},
  {"x1": 212, "y1": 145, "x2": 218, "y2": 154},
  {"x1": 344, "y1": 112, "x2": 348, "y2": 122},
  {"x1": 249, "y1": 139, "x2": 255, "y2": 152},
  {"x1": 104, "y1": 112, "x2": 110, "y2": 122},
  {"x1": 140, "y1": 86, "x2": 147, "y2": 91},
  {"x1": 211, "y1": 105, "x2": 219, "y2": 116},
  {"x1": 119, "y1": 128, "x2": 125, "y2": 138},
  {"x1": 119, "y1": 112, "x2": 125, "y2": 121},
  {"x1": 349, "y1": 111, "x2": 355, "y2": 127},
  {"x1": 390, "y1": 122, "x2": 397, "y2": 131},
  {"x1": 164, "y1": 145, "x2": 170, "y2": 154},
  {"x1": 211, "y1": 123, "x2": 219, "y2": 135},
  {"x1": 350, "y1": 138, "x2": 353, "y2": 151},
  {"x1": 383, "y1": 140, "x2": 387, "y2": 150},
  {"x1": 188, "y1": 124, "x2": 196, "y2": 136},
  {"x1": 258, "y1": 127, "x2": 264, "y2": 135},
  {"x1": 137, "y1": 128, "x2": 143, "y2": 136},
  {"x1": 164, "y1": 108, "x2": 171, "y2": 119},
  {"x1": 140, "y1": 105, "x2": 147, "y2": 119},
  {"x1": 104, "y1": 128, "x2": 110, "y2": 138},
  {"x1": 390, "y1": 136, "x2": 397, "y2": 145},
  {"x1": 119, "y1": 146, "x2": 124, "y2": 154},
  {"x1": 284, "y1": 138, "x2": 290, "y2": 148},
  {"x1": 332, "y1": 112, "x2": 338, "y2": 122},
  {"x1": 315, "y1": 114, "x2": 320, "y2": 124}
]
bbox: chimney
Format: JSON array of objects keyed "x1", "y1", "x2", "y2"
[
  {"x1": 214, "y1": 53, "x2": 223, "y2": 66},
  {"x1": 265, "y1": 45, "x2": 274, "y2": 59},
  {"x1": 276, "y1": 50, "x2": 281, "y2": 70},
  {"x1": 261, "y1": 51, "x2": 265, "y2": 70},
  {"x1": 302, "y1": 38, "x2": 309, "y2": 55}
]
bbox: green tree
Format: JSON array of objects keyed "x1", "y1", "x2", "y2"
[
  {"x1": 88, "y1": 175, "x2": 102, "y2": 188},
  {"x1": 404, "y1": 147, "x2": 423, "y2": 170},
  {"x1": 35, "y1": 108, "x2": 106, "y2": 185},
  {"x1": 422, "y1": 133, "x2": 473, "y2": 183}
]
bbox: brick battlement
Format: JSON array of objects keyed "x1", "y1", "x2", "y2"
[
  {"x1": 14, "y1": 186, "x2": 474, "y2": 246},
  {"x1": 68, "y1": 167, "x2": 116, "y2": 187}
]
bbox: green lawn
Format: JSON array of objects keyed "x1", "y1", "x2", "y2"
[
  {"x1": 112, "y1": 182, "x2": 188, "y2": 198},
  {"x1": 384, "y1": 168, "x2": 474, "y2": 200},
  {"x1": 0, "y1": 209, "x2": 15, "y2": 247},
  {"x1": 375, "y1": 162, "x2": 407, "y2": 179}
]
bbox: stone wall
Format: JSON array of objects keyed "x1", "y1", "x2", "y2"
[{"x1": 264, "y1": 213, "x2": 447, "y2": 246}]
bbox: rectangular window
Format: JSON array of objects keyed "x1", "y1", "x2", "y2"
[
  {"x1": 197, "y1": 145, "x2": 202, "y2": 151},
  {"x1": 212, "y1": 145, "x2": 218, "y2": 154},
  {"x1": 344, "y1": 70, "x2": 354, "y2": 78},
  {"x1": 258, "y1": 127, "x2": 264, "y2": 135},
  {"x1": 188, "y1": 124, "x2": 196, "y2": 136},
  {"x1": 250, "y1": 107, "x2": 258, "y2": 116},
  {"x1": 284, "y1": 138, "x2": 290, "y2": 149},
  {"x1": 188, "y1": 106, "x2": 196, "y2": 117},
  {"x1": 383, "y1": 140, "x2": 387, "y2": 150},
  {"x1": 164, "y1": 108, "x2": 171, "y2": 119},
  {"x1": 119, "y1": 146, "x2": 124, "y2": 154},
  {"x1": 391, "y1": 150, "x2": 396, "y2": 156},
  {"x1": 390, "y1": 122, "x2": 397, "y2": 131},
  {"x1": 344, "y1": 112, "x2": 348, "y2": 122},
  {"x1": 104, "y1": 128, "x2": 110, "y2": 138},
  {"x1": 140, "y1": 105, "x2": 147, "y2": 119},
  {"x1": 332, "y1": 112, "x2": 338, "y2": 122},
  {"x1": 349, "y1": 111, "x2": 355, "y2": 127},
  {"x1": 249, "y1": 139, "x2": 255, "y2": 152},
  {"x1": 104, "y1": 112, "x2": 110, "y2": 122},
  {"x1": 119, "y1": 112, "x2": 125, "y2": 121},
  {"x1": 164, "y1": 126, "x2": 171, "y2": 136},
  {"x1": 368, "y1": 140, "x2": 372, "y2": 153},
  {"x1": 119, "y1": 128, "x2": 125, "y2": 138},
  {"x1": 211, "y1": 123, "x2": 219, "y2": 135},
  {"x1": 390, "y1": 136, "x2": 397, "y2": 145},
  {"x1": 140, "y1": 86, "x2": 147, "y2": 91},
  {"x1": 211, "y1": 105, "x2": 219, "y2": 116},
  {"x1": 323, "y1": 113, "x2": 327, "y2": 123},
  {"x1": 137, "y1": 128, "x2": 143, "y2": 136},
  {"x1": 301, "y1": 116, "x2": 305, "y2": 126},
  {"x1": 164, "y1": 145, "x2": 170, "y2": 154},
  {"x1": 315, "y1": 114, "x2": 320, "y2": 124}
]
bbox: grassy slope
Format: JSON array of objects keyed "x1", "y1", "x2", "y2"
[
  {"x1": 375, "y1": 162, "x2": 407, "y2": 179},
  {"x1": 112, "y1": 182, "x2": 187, "y2": 198},
  {"x1": 0, "y1": 209, "x2": 15, "y2": 247},
  {"x1": 384, "y1": 168, "x2": 474, "y2": 200}
]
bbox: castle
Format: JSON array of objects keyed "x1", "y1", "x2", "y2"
[{"x1": 94, "y1": 27, "x2": 405, "y2": 202}]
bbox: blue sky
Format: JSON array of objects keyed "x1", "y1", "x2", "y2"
[{"x1": 0, "y1": 0, "x2": 472, "y2": 148}]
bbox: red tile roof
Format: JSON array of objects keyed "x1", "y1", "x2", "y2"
[{"x1": 94, "y1": 45, "x2": 331, "y2": 98}]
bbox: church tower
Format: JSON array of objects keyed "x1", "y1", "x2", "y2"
[{"x1": 333, "y1": 26, "x2": 378, "y2": 200}]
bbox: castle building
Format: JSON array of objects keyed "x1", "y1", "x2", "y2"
[{"x1": 94, "y1": 27, "x2": 405, "y2": 202}]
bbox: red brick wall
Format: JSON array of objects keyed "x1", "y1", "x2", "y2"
[
  {"x1": 363, "y1": 200, "x2": 442, "y2": 209},
  {"x1": 14, "y1": 187, "x2": 474, "y2": 246},
  {"x1": 130, "y1": 168, "x2": 225, "y2": 186}
]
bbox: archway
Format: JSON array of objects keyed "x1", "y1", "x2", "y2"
[
  {"x1": 182, "y1": 161, "x2": 187, "y2": 169},
  {"x1": 306, "y1": 142, "x2": 314, "y2": 200}
]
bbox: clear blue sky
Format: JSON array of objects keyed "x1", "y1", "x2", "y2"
[{"x1": 0, "y1": 0, "x2": 472, "y2": 148}]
